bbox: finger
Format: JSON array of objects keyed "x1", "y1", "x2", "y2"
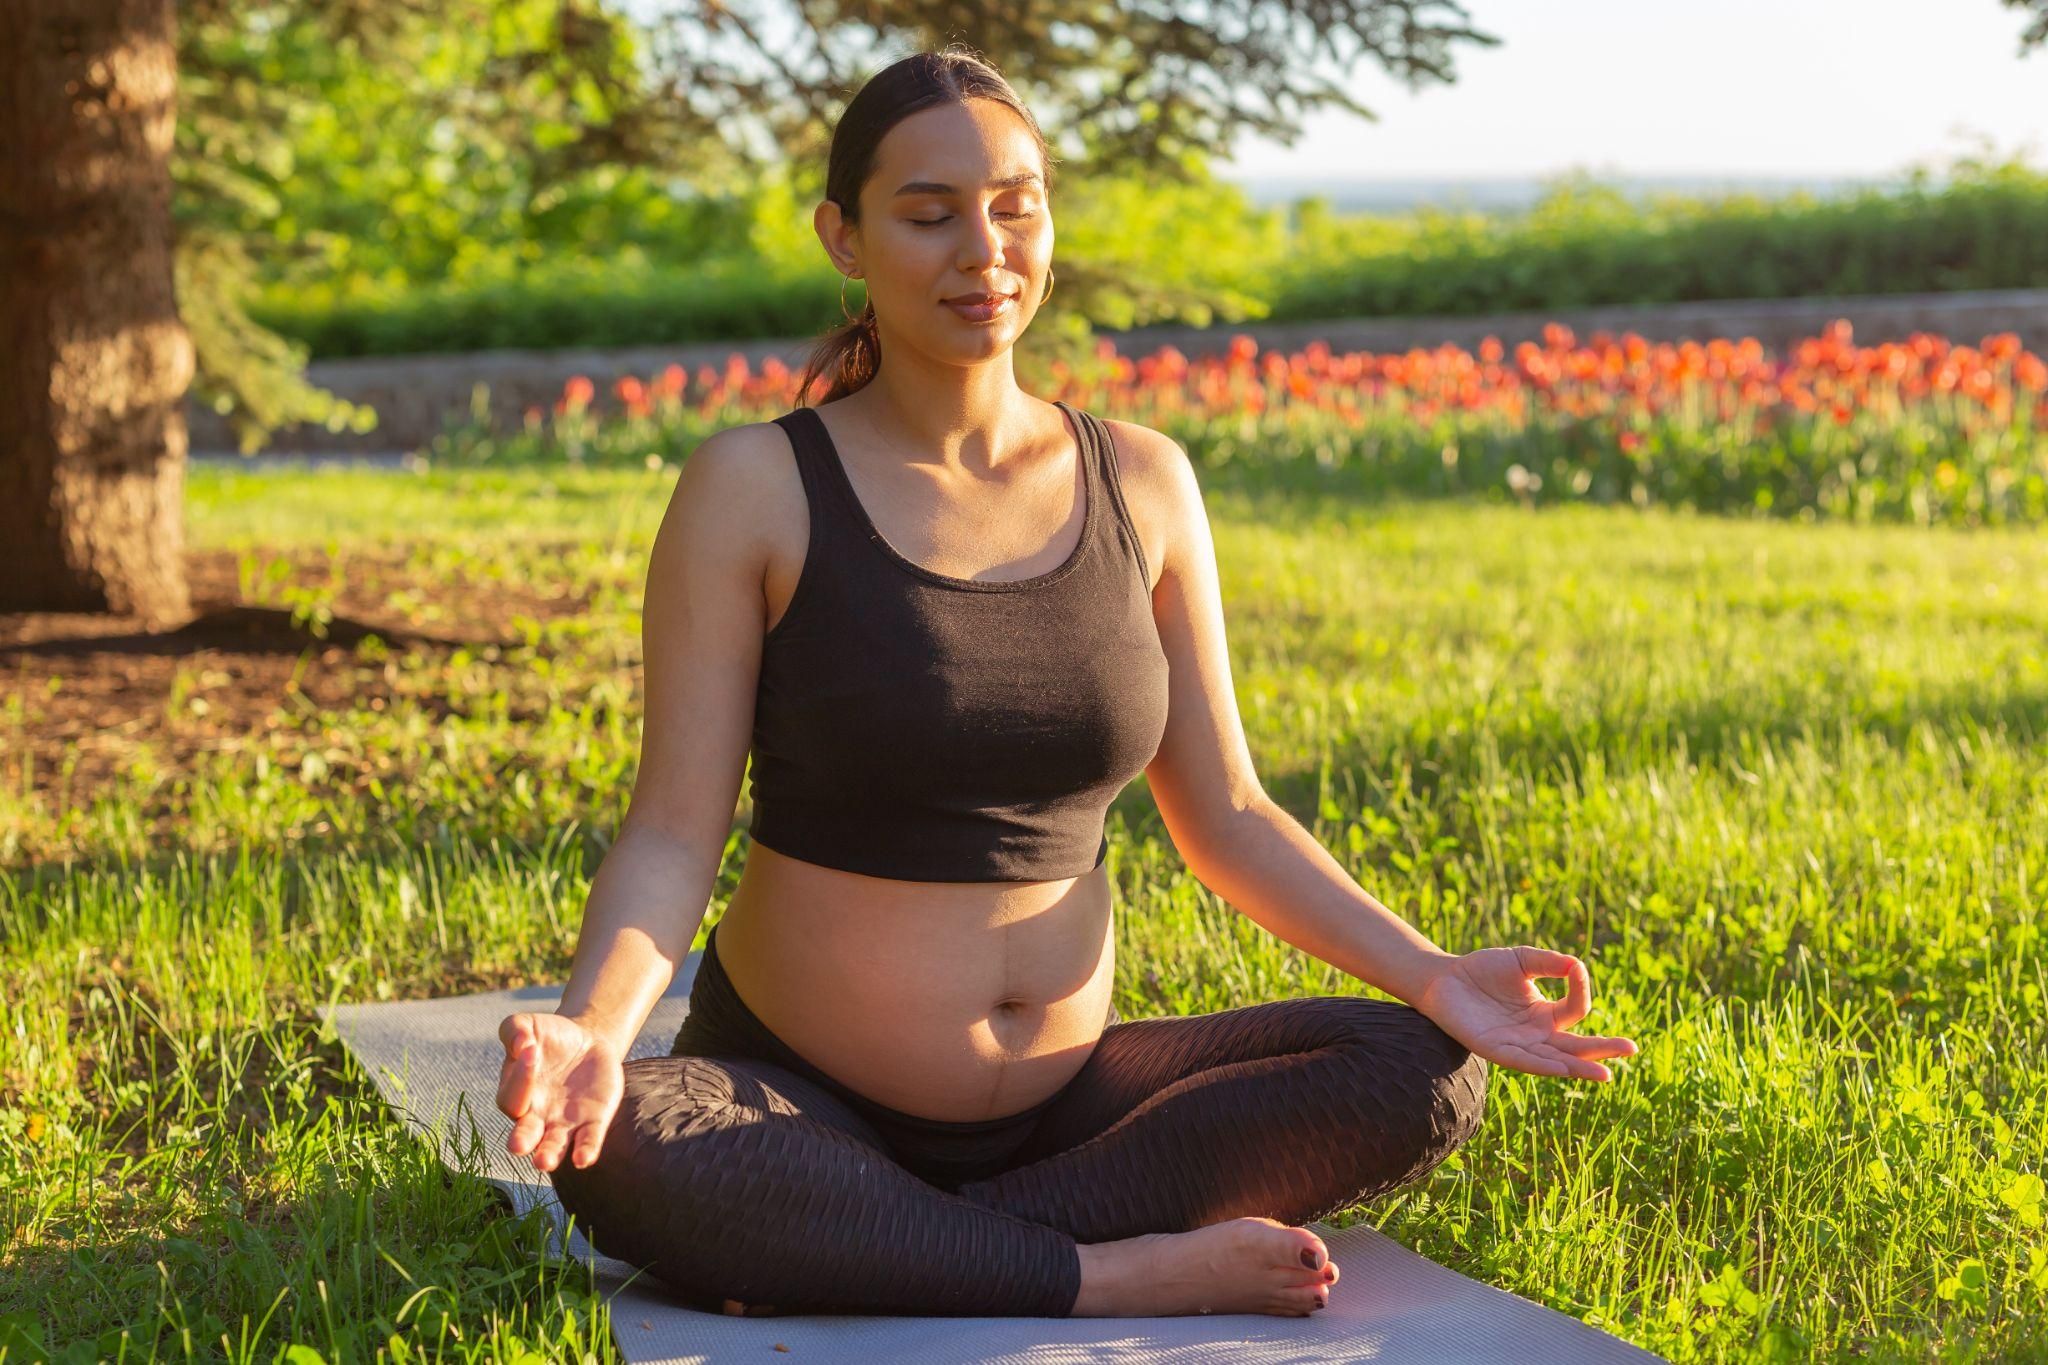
[
  {"x1": 1528, "y1": 1046, "x2": 1611, "y2": 1081},
  {"x1": 531, "y1": 1124, "x2": 574, "y2": 1174},
  {"x1": 1494, "y1": 1039, "x2": 1611, "y2": 1082},
  {"x1": 508, "y1": 1106, "x2": 547, "y2": 1157},
  {"x1": 1537, "y1": 1040, "x2": 1615, "y2": 1081},
  {"x1": 1515, "y1": 946, "x2": 1591, "y2": 1029},
  {"x1": 1549, "y1": 1031, "x2": 1639, "y2": 1062},
  {"x1": 570, "y1": 1096, "x2": 621, "y2": 1169},
  {"x1": 569, "y1": 1118, "x2": 611, "y2": 1169},
  {"x1": 1489, "y1": 1040, "x2": 1575, "y2": 1079}
]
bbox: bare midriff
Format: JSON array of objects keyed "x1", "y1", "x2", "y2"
[{"x1": 710, "y1": 841, "x2": 1117, "y2": 1123}]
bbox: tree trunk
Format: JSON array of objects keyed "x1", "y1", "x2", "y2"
[{"x1": 0, "y1": 0, "x2": 194, "y2": 625}]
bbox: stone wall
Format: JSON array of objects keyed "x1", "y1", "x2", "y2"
[{"x1": 186, "y1": 287, "x2": 2048, "y2": 457}]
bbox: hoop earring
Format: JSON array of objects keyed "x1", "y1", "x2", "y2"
[
  {"x1": 840, "y1": 272, "x2": 869, "y2": 323},
  {"x1": 1041, "y1": 268, "x2": 1054, "y2": 305}
]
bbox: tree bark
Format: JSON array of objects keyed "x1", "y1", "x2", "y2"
[{"x1": 0, "y1": 0, "x2": 194, "y2": 624}]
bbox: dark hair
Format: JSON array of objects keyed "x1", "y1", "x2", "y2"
[{"x1": 797, "y1": 45, "x2": 1057, "y2": 406}]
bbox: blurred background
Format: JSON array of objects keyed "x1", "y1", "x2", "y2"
[{"x1": 15, "y1": 0, "x2": 2048, "y2": 499}]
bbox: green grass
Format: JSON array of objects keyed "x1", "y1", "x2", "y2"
[{"x1": 3, "y1": 458, "x2": 2045, "y2": 1361}]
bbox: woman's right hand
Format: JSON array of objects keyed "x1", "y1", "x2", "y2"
[{"x1": 496, "y1": 1011, "x2": 626, "y2": 1174}]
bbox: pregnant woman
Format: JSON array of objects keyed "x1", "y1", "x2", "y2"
[{"x1": 495, "y1": 45, "x2": 1638, "y2": 1320}]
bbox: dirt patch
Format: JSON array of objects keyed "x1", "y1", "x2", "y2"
[{"x1": 0, "y1": 545, "x2": 596, "y2": 816}]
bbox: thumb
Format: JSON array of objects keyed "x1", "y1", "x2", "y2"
[{"x1": 496, "y1": 1013, "x2": 541, "y2": 1118}]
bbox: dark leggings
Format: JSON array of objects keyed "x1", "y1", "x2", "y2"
[{"x1": 548, "y1": 922, "x2": 1488, "y2": 1317}]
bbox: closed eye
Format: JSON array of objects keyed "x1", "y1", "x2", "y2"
[{"x1": 910, "y1": 213, "x2": 1037, "y2": 226}]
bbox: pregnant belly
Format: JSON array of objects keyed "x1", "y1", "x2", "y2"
[{"x1": 713, "y1": 844, "x2": 1118, "y2": 1122}]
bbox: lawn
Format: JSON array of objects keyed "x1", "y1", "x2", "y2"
[{"x1": 2, "y1": 455, "x2": 2044, "y2": 1362}]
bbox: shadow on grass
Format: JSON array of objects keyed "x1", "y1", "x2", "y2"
[{"x1": 0, "y1": 604, "x2": 500, "y2": 660}]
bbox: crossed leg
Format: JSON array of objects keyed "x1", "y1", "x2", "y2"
[
  {"x1": 548, "y1": 1056, "x2": 1083, "y2": 1316},
  {"x1": 547, "y1": 994, "x2": 1487, "y2": 1318},
  {"x1": 959, "y1": 993, "x2": 1490, "y2": 1241}
]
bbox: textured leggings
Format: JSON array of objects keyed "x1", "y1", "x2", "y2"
[{"x1": 548, "y1": 921, "x2": 1489, "y2": 1318}]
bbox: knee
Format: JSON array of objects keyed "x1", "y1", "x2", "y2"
[
  {"x1": 1431, "y1": 1030, "x2": 1489, "y2": 1152},
  {"x1": 1322, "y1": 998, "x2": 1489, "y2": 1166},
  {"x1": 544, "y1": 1057, "x2": 731, "y2": 1265},
  {"x1": 545, "y1": 1054, "x2": 878, "y2": 1307},
  {"x1": 543, "y1": 1061, "x2": 653, "y2": 1231}
]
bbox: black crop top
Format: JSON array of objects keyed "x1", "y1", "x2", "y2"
[{"x1": 744, "y1": 400, "x2": 1171, "y2": 882}]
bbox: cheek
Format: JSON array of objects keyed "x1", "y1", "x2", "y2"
[
  {"x1": 879, "y1": 224, "x2": 955, "y2": 275},
  {"x1": 1026, "y1": 226, "x2": 1054, "y2": 271}
]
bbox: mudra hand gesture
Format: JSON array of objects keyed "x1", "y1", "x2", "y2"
[
  {"x1": 496, "y1": 1011, "x2": 625, "y2": 1173},
  {"x1": 1414, "y1": 946, "x2": 1638, "y2": 1081}
]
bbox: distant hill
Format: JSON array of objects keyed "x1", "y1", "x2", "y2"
[{"x1": 1218, "y1": 172, "x2": 1915, "y2": 214}]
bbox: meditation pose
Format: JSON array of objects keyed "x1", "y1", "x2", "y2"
[{"x1": 495, "y1": 45, "x2": 1638, "y2": 1320}]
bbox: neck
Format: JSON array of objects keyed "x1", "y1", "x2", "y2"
[{"x1": 840, "y1": 336, "x2": 1035, "y2": 473}]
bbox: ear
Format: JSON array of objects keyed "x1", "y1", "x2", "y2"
[{"x1": 813, "y1": 198, "x2": 860, "y2": 277}]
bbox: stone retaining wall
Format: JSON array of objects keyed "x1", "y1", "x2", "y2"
[{"x1": 186, "y1": 287, "x2": 2048, "y2": 456}]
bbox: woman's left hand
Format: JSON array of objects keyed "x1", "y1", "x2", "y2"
[{"x1": 1412, "y1": 946, "x2": 1639, "y2": 1081}]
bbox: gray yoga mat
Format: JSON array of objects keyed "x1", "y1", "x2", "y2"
[{"x1": 319, "y1": 950, "x2": 1666, "y2": 1364}]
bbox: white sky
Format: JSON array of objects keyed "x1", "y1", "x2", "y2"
[{"x1": 1215, "y1": 0, "x2": 2048, "y2": 179}]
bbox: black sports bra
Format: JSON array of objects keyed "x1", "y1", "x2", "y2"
[{"x1": 744, "y1": 400, "x2": 1170, "y2": 882}]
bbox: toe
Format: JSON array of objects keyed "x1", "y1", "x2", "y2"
[
  {"x1": 1284, "y1": 1226, "x2": 1330, "y2": 1273},
  {"x1": 1238, "y1": 1218, "x2": 1304, "y2": 1266},
  {"x1": 1278, "y1": 1281, "x2": 1328, "y2": 1315}
]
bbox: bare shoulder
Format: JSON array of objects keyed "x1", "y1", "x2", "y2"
[
  {"x1": 654, "y1": 417, "x2": 803, "y2": 564},
  {"x1": 1098, "y1": 416, "x2": 1204, "y2": 590},
  {"x1": 670, "y1": 418, "x2": 798, "y2": 512}
]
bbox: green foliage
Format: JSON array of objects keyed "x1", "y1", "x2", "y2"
[
  {"x1": 245, "y1": 159, "x2": 1299, "y2": 358},
  {"x1": 179, "y1": 227, "x2": 380, "y2": 454},
  {"x1": 1269, "y1": 155, "x2": 2048, "y2": 320},
  {"x1": 246, "y1": 156, "x2": 2048, "y2": 362},
  {"x1": 250, "y1": 253, "x2": 836, "y2": 356},
  {"x1": 172, "y1": 0, "x2": 683, "y2": 454},
  {"x1": 165, "y1": 0, "x2": 1499, "y2": 449}
]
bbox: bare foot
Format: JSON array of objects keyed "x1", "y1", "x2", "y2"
[
  {"x1": 1070, "y1": 1217, "x2": 1341, "y2": 1317},
  {"x1": 720, "y1": 1297, "x2": 779, "y2": 1316}
]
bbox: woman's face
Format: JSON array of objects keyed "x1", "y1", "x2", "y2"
[{"x1": 819, "y1": 97, "x2": 1053, "y2": 364}]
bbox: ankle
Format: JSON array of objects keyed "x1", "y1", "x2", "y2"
[{"x1": 1070, "y1": 1235, "x2": 1150, "y2": 1317}]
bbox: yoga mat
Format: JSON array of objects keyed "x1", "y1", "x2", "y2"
[{"x1": 320, "y1": 949, "x2": 1667, "y2": 1364}]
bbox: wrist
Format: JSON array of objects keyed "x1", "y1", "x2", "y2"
[
  {"x1": 560, "y1": 1008, "x2": 633, "y2": 1058},
  {"x1": 1384, "y1": 943, "x2": 1464, "y2": 1009}
]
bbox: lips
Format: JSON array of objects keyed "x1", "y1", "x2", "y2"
[{"x1": 942, "y1": 290, "x2": 1018, "y2": 322}]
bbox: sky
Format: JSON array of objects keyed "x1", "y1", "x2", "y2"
[{"x1": 1213, "y1": 0, "x2": 2048, "y2": 183}]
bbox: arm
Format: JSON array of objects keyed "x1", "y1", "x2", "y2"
[
  {"x1": 1179, "y1": 804, "x2": 1458, "y2": 1007},
  {"x1": 552, "y1": 823, "x2": 723, "y2": 1057},
  {"x1": 1117, "y1": 422, "x2": 1636, "y2": 1080},
  {"x1": 500, "y1": 422, "x2": 788, "y2": 1169},
  {"x1": 555, "y1": 426, "x2": 778, "y2": 1051},
  {"x1": 1119, "y1": 422, "x2": 1454, "y2": 1006}
]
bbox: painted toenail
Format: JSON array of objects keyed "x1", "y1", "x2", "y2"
[{"x1": 1300, "y1": 1249, "x2": 1321, "y2": 1270}]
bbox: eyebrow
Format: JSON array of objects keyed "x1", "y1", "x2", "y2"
[{"x1": 892, "y1": 172, "x2": 1044, "y2": 197}]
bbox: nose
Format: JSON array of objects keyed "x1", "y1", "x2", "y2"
[{"x1": 957, "y1": 209, "x2": 1005, "y2": 273}]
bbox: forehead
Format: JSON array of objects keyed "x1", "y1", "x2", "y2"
[{"x1": 872, "y1": 99, "x2": 1044, "y2": 195}]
